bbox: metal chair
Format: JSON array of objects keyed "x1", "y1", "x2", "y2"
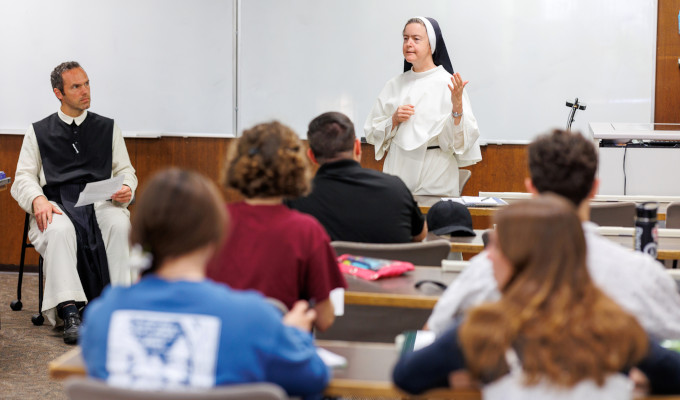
[
  {"x1": 589, "y1": 202, "x2": 636, "y2": 227},
  {"x1": 666, "y1": 202, "x2": 680, "y2": 268},
  {"x1": 459, "y1": 169, "x2": 472, "y2": 194},
  {"x1": 331, "y1": 239, "x2": 451, "y2": 267},
  {"x1": 9, "y1": 213, "x2": 45, "y2": 326},
  {"x1": 64, "y1": 378, "x2": 289, "y2": 400}
]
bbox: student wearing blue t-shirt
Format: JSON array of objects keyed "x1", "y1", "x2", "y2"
[{"x1": 80, "y1": 168, "x2": 329, "y2": 397}]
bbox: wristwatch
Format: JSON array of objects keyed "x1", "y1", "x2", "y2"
[{"x1": 451, "y1": 111, "x2": 463, "y2": 118}]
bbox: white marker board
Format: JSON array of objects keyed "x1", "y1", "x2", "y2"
[
  {"x1": 0, "y1": 0, "x2": 657, "y2": 142},
  {"x1": 0, "y1": 0, "x2": 235, "y2": 136},
  {"x1": 239, "y1": 0, "x2": 657, "y2": 143}
]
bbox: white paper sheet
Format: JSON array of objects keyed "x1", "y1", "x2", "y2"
[
  {"x1": 329, "y1": 287, "x2": 345, "y2": 316},
  {"x1": 440, "y1": 197, "x2": 465, "y2": 204},
  {"x1": 441, "y1": 260, "x2": 470, "y2": 272},
  {"x1": 316, "y1": 347, "x2": 347, "y2": 369},
  {"x1": 75, "y1": 176, "x2": 124, "y2": 207},
  {"x1": 462, "y1": 196, "x2": 505, "y2": 205}
]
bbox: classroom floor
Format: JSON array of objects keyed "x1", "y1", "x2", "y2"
[{"x1": 0, "y1": 272, "x2": 69, "y2": 400}]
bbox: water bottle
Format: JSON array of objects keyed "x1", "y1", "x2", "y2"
[{"x1": 635, "y1": 202, "x2": 658, "y2": 258}]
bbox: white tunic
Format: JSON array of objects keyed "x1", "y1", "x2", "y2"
[
  {"x1": 427, "y1": 222, "x2": 680, "y2": 340},
  {"x1": 364, "y1": 66, "x2": 481, "y2": 196},
  {"x1": 11, "y1": 109, "x2": 137, "y2": 325}
]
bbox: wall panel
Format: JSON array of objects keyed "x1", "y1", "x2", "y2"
[{"x1": 655, "y1": 0, "x2": 680, "y2": 123}]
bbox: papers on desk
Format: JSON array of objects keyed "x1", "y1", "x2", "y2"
[
  {"x1": 329, "y1": 287, "x2": 345, "y2": 316},
  {"x1": 317, "y1": 347, "x2": 347, "y2": 369},
  {"x1": 75, "y1": 176, "x2": 124, "y2": 207},
  {"x1": 395, "y1": 330, "x2": 436, "y2": 355},
  {"x1": 441, "y1": 260, "x2": 470, "y2": 272},
  {"x1": 441, "y1": 196, "x2": 508, "y2": 207}
]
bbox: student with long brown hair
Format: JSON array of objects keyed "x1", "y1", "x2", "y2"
[
  {"x1": 427, "y1": 129, "x2": 680, "y2": 339},
  {"x1": 80, "y1": 169, "x2": 329, "y2": 397},
  {"x1": 393, "y1": 196, "x2": 680, "y2": 398},
  {"x1": 207, "y1": 121, "x2": 346, "y2": 332}
]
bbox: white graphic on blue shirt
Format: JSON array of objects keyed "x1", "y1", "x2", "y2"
[{"x1": 106, "y1": 310, "x2": 220, "y2": 390}]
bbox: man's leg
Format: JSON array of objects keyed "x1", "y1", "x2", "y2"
[
  {"x1": 28, "y1": 202, "x2": 86, "y2": 344},
  {"x1": 95, "y1": 201, "x2": 133, "y2": 285}
]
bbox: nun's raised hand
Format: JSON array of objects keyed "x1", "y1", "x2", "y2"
[
  {"x1": 448, "y1": 73, "x2": 469, "y2": 114},
  {"x1": 392, "y1": 104, "x2": 415, "y2": 126}
]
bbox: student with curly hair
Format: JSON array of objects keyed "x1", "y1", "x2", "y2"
[
  {"x1": 393, "y1": 196, "x2": 680, "y2": 397},
  {"x1": 207, "y1": 121, "x2": 346, "y2": 332}
]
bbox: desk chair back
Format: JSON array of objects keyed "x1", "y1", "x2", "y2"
[
  {"x1": 331, "y1": 240, "x2": 451, "y2": 267},
  {"x1": 265, "y1": 297, "x2": 289, "y2": 315},
  {"x1": 666, "y1": 202, "x2": 680, "y2": 269},
  {"x1": 459, "y1": 169, "x2": 471, "y2": 194},
  {"x1": 64, "y1": 378, "x2": 288, "y2": 400},
  {"x1": 666, "y1": 202, "x2": 680, "y2": 229},
  {"x1": 589, "y1": 202, "x2": 636, "y2": 227}
]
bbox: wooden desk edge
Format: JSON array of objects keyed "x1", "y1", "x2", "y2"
[
  {"x1": 47, "y1": 345, "x2": 680, "y2": 399},
  {"x1": 419, "y1": 205, "x2": 496, "y2": 217},
  {"x1": 325, "y1": 378, "x2": 480, "y2": 399},
  {"x1": 345, "y1": 292, "x2": 438, "y2": 308},
  {"x1": 450, "y1": 243, "x2": 484, "y2": 253},
  {"x1": 451, "y1": 240, "x2": 680, "y2": 260},
  {"x1": 49, "y1": 347, "x2": 86, "y2": 380}
]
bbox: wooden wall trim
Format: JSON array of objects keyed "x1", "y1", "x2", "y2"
[
  {"x1": 655, "y1": 0, "x2": 680, "y2": 123},
  {"x1": 0, "y1": 135, "x2": 527, "y2": 266}
]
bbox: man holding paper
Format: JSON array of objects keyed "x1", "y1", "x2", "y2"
[{"x1": 11, "y1": 61, "x2": 137, "y2": 344}]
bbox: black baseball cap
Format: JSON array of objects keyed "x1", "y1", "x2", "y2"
[{"x1": 427, "y1": 200, "x2": 476, "y2": 236}]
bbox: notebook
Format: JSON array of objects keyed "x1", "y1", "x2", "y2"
[
  {"x1": 395, "y1": 330, "x2": 436, "y2": 355},
  {"x1": 443, "y1": 196, "x2": 509, "y2": 207},
  {"x1": 317, "y1": 347, "x2": 348, "y2": 368}
]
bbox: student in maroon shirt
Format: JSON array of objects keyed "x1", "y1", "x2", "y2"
[{"x1": 207, "y1": 121, "x2": 347, "y2": 332}]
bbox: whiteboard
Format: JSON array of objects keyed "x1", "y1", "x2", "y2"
[
  {"x1": 0, "y1": 0, "x2": 235, "y2": 136},
  {"x1": 239, "y1": 0, "x2": 657, "y2": 143}
]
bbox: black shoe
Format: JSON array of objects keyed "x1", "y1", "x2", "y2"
[{"x1": 63, "y1": 313, "x2": 81, "y2": 345}]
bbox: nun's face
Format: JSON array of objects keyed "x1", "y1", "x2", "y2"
[{"x1": 403, "y1": 22, "x2": 432, "y2": 67}]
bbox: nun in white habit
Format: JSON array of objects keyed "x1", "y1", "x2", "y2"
[{"x1": 364, "y1": 16, "x2": 482, "y2": 197}]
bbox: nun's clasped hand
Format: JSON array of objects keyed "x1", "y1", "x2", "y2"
[
  {"x1": 392, "y1": 104, "x2": 415, "y2": 126},
  {"x1": 448, "y1": 72, "x2": 469, "y2": 113}
]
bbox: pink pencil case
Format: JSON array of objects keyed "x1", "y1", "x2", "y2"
[{"x1": 337, "y1": 254, "x2": 414, "y2": 280}]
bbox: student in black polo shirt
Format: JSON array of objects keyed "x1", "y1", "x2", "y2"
[{"x1": 286, "y1": 112, "x2": 427, "y2": 243}]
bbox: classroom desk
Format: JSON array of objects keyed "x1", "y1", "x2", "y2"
[
  {"x1": 478, "y1": 192, "x2": 675, "y2": 221},
  {"x1": 0, "y1": 176, "x2": 11, "y2": 191},
  {"x1": 416, "y1": 194, "x2": 672, "y2": 221},
  {"x1": 414, "y1": 195, "x2": 496, "y2": 217},
  {"x1": 47, "y1": 342, "x2": 680, "y2": 399},
  {"x1": 344, "y1": 267, "x2": 459, "y2": 309},
  {"x1": 438, "y1": 230, "x2": 680, "y2": 261},
  {"x1": 47, "y1": 343, "x2": 476, "y2": 399},
  {"x1": 431, "y1": 230, "x2": 486, "y2": 254}
]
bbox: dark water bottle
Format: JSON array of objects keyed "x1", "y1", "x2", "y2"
[{"x1": 635, "y1": 202, "x2": 658, "y2": 258}]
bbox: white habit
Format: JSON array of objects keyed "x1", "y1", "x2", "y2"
[
  {"x1": 364, "y1": 66, "x2": 482, "y2": 196},
  {"x1": 11, "y1": 109, "x2": 138, "y2": 326}
]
